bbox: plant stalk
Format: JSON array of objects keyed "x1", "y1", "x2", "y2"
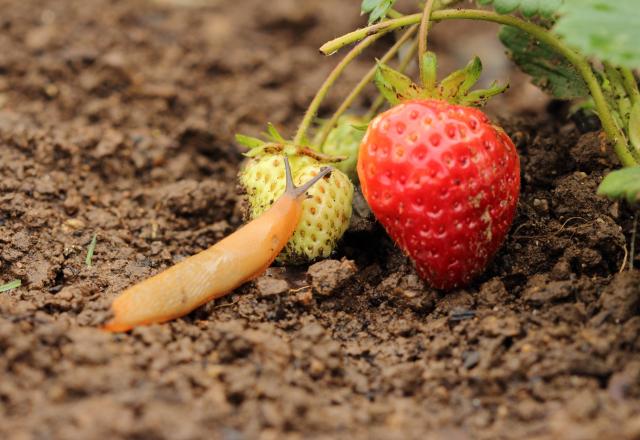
[
  {"x1": 418, "y1": 0, "x2": 436, "y2": 86},
  {"x1": 320, "y1": 9, "x2": 637, "y2": 167},
  {"x1": 387, "y1": 9, "x2": 403, "y2": 19},
  {"x1": 315, "y1": 25, "x2": 418, "y2": 148},
  {"x1": 293, "y1": 31, "x2": 391, "y2": 145},
  {"x1": 366, "y1": 37, "x2": 420, "y2": 120}
]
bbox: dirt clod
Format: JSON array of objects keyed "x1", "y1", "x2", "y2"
[
  {"x1": 307, "y1": 258, "x2": 357, "y2": 296},
  {"x1": 255, "y1": 276, "x2": 290, "y2": 297},
  {"x1": 598, "y1": 271, "x2": 640, "y2": 322}
]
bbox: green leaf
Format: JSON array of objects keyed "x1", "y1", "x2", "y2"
[
  {"x1": 477, "y1": 0, "x2": 562, "y2": 18},
  {"x1": 361, "y1": 0, "x2": 397, "y2": 24},
  {"x1": 597, "y1": 166, "x2": 640, "y2": 205},
  {"x1": 374, "y1": 62, "x2": 422, "y2": 105},
  {"x1": 235, "y1": 133, "x2": 265, "y2": 149},
  {"x1": 499, "y1": 25, "x2": 588, "y2": 99},
  {"x1": 554, "y1": 0, "x2": 640, "y2": 69}
]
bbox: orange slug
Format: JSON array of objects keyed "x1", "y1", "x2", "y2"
[{"x1": 103, "y1": 157, "x2": 332, "y2": 332}]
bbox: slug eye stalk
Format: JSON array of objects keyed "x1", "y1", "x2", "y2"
[{"x1": 283, "y1": 156, "x2": 333, "y2": 199}]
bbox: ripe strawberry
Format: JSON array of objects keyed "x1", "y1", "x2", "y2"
[
  {"x1": 240, "y1": 146, "x2": 354, "y2": 264},
  {"x1": 357, "y1": 99, "x2": 520, "y2": 289}
]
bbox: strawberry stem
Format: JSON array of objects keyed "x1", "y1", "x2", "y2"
[
  {"x1": 620, "y1": 67, "x2": 640, "y2": 106},
  {"x1": 418, "y1": 0, "x2": 435, "y2": 87},
  {"x1": 293, "y1": 30, "x2": 390, "y2": 146},
  {"x1": 320, "y1": 9, "x2": 638, "y2": 167},
  {"x1": 365, "y1": 37, "x2": 419, "y2": 120},
  {"x1": 320, "y1": 14, "x2": 419, "y2": 56},
  {"x1": 315, "y1": 25, "x2": 419, "y2": 148}
]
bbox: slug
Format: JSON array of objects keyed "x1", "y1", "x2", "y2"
[{"x1": 104, "y1": 157, "x2": 332, "y2": 332}]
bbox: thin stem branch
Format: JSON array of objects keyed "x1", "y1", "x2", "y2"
[
  {"x1": 620, "y1": 67, "x2": 640, "y2": 105},
  {"x1": 366, "y1": 37, "x2": 419, "y2": 120},
  {"x1": 293, "y1": 31, "x2": 390, "y2": 145},
  {"x1": 315, "y1": 25, "x2": 418, "y2": 148},
  {"x1": 319, "y1": 9, "x2": 637, "y2": 167},
  {"x1": 387, "y1": 9, "x2": 403, "y2": 19},
  {"x1": 320, "y1": 14, "x2": 420, "y2": 56},
  {"x1": 418, "y1": 0, "x2": 435, "y2": 86}
]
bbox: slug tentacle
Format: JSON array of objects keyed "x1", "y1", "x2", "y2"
[{"x1": 283, "y1": 156, "x2": 332, "y2": 199}]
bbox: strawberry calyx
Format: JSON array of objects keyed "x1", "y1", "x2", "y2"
[
  {"x1": 243, "y1": 143, "x2": 347, "y2": 164},
  {"x1": 235, "y1": 123, "x2": 347, "y2": 164},
  {"x1": 375, "y1": 52, "x2": 508, "y2": 107}
]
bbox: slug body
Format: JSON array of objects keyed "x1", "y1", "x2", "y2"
[{"x1": 104, "y1": 158, "x2": 331, "y2": 332}]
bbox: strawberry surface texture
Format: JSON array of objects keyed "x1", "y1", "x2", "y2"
[
  {"x1": 357, "y1": 99, "x2": 520, "y2": 289},
  {"x1": 240, "y1": 153, "x2": 353, "y2": 264}
]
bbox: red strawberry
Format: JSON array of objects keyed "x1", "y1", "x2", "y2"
[{"x1": 357, "y1": 99, "x2": 520, "y2": 289}]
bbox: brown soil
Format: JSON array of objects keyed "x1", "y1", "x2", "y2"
[{"x1": 1, "y1": 0, "x2": 639, "y2": 439}]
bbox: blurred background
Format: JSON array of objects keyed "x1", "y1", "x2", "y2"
[{"x1": 0, "y1": 0, "x2": 548, "y2": 151}]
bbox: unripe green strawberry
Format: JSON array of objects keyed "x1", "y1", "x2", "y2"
[
  {"x1": 240, "y1": 148, "x2": 354, "y2": 264},
  {"x1": 320, "y1": 115, "x2": 367, "y2": 180}
]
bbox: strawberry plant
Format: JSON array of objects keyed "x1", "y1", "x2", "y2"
[
  {"x1": 320, "y1": 0, "x2": 640, "y2": 169},
  {"x1": 236, "y1": 0, "x2": 639, "y2": 287}
]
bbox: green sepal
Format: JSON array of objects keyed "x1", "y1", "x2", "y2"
[
  {"x1": 243, "y1": 142, "x2": 347, "y2": 163},
  {"x1": 597, "y1": 166, "x2": 640, "y2": 205},
  {"x1": 374, "y1": 62, "x2": 422, "y2": 105},
  {"x1": 265, "y1": 123, "x2": 286, "y2": 142},
  {"x1": 237, "y1": 123, "x2": 288, "y2": 150},
  {"x1": 235, "y1": 133, "x2": 266, "y2": 149},
  {"x1": 243, "y1": 143, "x2": 285, "y2": 158},
  {"x1": 459, "y1": 81, "x2": 509, "y2": 107},
  {"x1": 439, "y1": 56, "x2": 482, "y2": 100},
  {"x1": 420, "y1": 52, "x2": 438, "y2": 92},
  {"x1": 554, "y1": 0, "x2": 640, "y2": 69}
]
